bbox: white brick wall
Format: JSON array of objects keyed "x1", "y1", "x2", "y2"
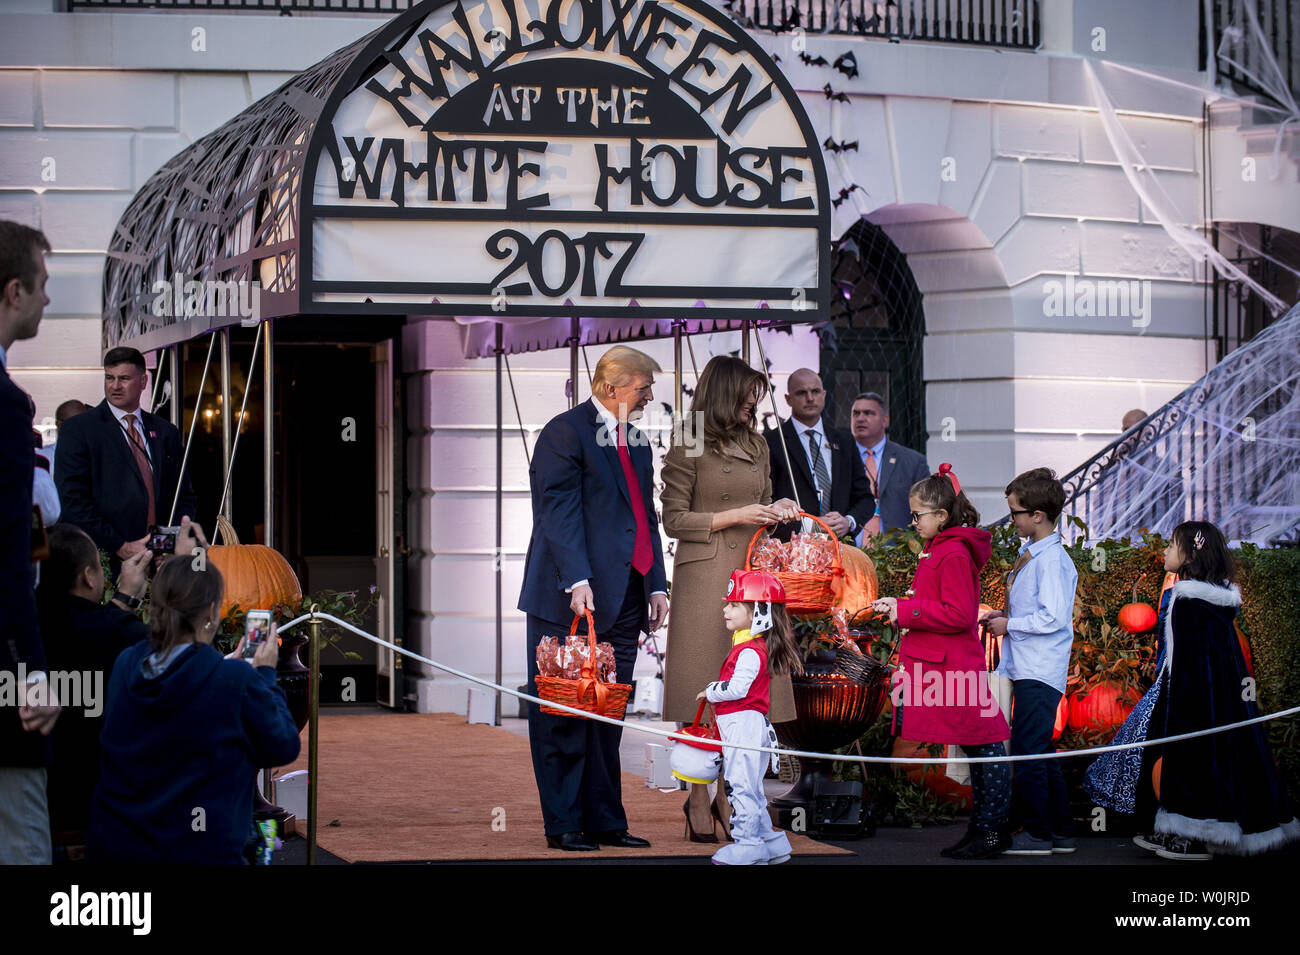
[{"x1": 0, "y1": 8, "x2": 1247, "y2": 714}]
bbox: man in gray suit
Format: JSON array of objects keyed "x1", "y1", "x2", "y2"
[{"x1": 850, "y1": 392, "x2": 930, "y2": 540}]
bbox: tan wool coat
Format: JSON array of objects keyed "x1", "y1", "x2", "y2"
[{"x1": 660, "y1": 438, "x2": 796, "y2": 724}]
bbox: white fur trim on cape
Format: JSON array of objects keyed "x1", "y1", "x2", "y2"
[
  {"x1": 1155, "y1": 809, "x2": 1300, "y2": 857},
  {"x1": 1169, "y1": 579, "x2": 1242, "y2": 607},
  {"x1": 1163, "y1": 580, "x2": 1242, "y2": 676}
]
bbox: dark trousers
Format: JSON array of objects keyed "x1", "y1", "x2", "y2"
[
  {"x1": 525, "y1": 572, "x2": 644, "y2": 836},
  {"x1": 1009, "y1": 679, "x2": 1072, "y2": 840}
]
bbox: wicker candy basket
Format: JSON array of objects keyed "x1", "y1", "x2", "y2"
[{"x1": 535, "y1": 610, "x2": 632, "y2": 720}]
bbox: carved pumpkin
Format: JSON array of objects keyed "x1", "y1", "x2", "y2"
[
  {"x1": 834, "y1": 546, "x2": 880, "y2": 616},
  {"x1": 207, "y1": 516, "x2": 302, "y2": 620},
  {"x1": 1067, "y1": 681, "x2": 1140, "y2": 733},
  {"x1": 1118, "y1": 574, "x2": 1158, "y2": 634},
  {"x1": 891, "y1": 737, "x2": 972, "y2": 809}
]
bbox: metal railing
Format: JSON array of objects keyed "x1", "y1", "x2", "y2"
[
  {"x1": 66, "y1": 0, "x2": 413, "y2": 12},
  {"x1": 723, "y1": 0, "x2": 1038, "y2": 48},
  {"x1": 1205, "y1": 0, "x2": 1299, "y2": 101},
  {"x1": 1033, "y1": 303, "x2": 1300, "y2": 547}
]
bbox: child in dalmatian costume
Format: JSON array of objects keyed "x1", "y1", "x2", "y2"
[{"x1": 699, "y1": 570, "x2": 802, "y2": 865}]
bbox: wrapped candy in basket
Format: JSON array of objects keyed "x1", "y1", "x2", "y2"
[
  {"x1": 744, "y1": 512, "x2": 843, "y2": 615},
  {"x1": 535, "y1": 610, "x2": 631, "y2": 719}
]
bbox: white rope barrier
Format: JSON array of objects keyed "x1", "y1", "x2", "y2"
[{"x1": 278, "y1": 611, "x2": 1300, "y2": 766}]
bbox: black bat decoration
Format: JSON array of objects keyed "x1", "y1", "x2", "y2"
[
  {"x1": 830, "y1": 184, "x2": 867, "y2": 209},
  {"x1": 822, "y1": 136, "x2": 859, "y2": 153},
  {"x1": 800, "y1": 52, "x2": 830, "y2": 67},
  {"x1": 833, "y1": 51, "x2": 859, "y2": 78},
  {"x1": 822, "y1": 83, "x2": 850, "y2": 103}
]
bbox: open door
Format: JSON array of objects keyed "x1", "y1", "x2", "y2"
[{"x1": 373, "y1": 340, "x2": 400, "y2": 708}]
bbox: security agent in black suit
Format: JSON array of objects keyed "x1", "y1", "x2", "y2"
[
  {"x1": 765, "y1": 368, "x2": 875, "y2": 537},
  {"x1": 0, "y1": 220, "x2": 60, "y2": 864},
  {"x1": 55, "y1": 346, "x2": 197, "y2": 576}
]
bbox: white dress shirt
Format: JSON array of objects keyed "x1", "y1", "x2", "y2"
[
  {"x1": 109, "y1": 402, "x2": 153, "y2": 464},
  {"x1": 790, "y1": 418, "x2": 856, "y2": 532},
  {"x1": 567, "y1": 398, "x2": 665, "y2": 598}
]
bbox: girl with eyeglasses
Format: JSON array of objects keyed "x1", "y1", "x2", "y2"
[{"x1": 872, "y1": 464, "x2": 1012, "y2": 859}]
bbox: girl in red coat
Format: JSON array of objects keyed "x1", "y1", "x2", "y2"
[{"x1": 873, "y1": 464, "x2": 1012, "y2": 859}]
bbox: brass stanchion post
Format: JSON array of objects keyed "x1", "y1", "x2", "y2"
[{"x1": 307, "y1": 605, "x2": 320, "y2": 865}]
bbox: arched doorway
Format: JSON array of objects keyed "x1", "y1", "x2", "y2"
[{"x1": 820, "y1": 219, "x2": 926, "y2": 452}]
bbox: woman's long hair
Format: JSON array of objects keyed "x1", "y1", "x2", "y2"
[
  {"x1": 764, "y1": 604, "x2": 802, "y2": 677},
  {"x1": 683, "y1": 355, "x2": 768, "y2": 459},
  {"x1": 149, "y1": 555, "x2": 224, "y2": 655}
]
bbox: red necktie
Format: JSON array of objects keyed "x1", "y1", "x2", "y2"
[
  {"x1": 124, "y1": 413, "x2": 156, "y2": 527},
  {"x1": 617, "y1": 422, "x2": 653, "y2": 575}
]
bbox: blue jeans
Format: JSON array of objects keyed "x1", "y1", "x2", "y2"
[{"x1": 1010, "y1": 679, "x2": 1072, "y2": 840}]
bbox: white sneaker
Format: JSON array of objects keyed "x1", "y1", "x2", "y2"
[
  {"x1": 1132, "y1": 832, "x2": 1168, "y2": 852},
  {"x1": 763, "y1": 831, "x2": 792, "y2": 865},
  {"x1": 1155, "y1": 836, "x2": 1212, "y2": 861},
  {"x1": 711, "y1": 842, "x2": 768, "y2": 865}
]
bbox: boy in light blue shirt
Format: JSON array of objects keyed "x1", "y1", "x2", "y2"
[{"x1": 985, "y1": 468, "x2": 1079, "y2": 856}]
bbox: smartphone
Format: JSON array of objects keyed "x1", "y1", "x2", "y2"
[
  {"x1": 147, "y1": 524, "x2": 182, "y2": 555},
  {"x1": 242, "y1": 610, "x2": 273, "y2": 660}
]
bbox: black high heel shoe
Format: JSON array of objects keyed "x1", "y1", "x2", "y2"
[
  {"x1": 683, "y1": 798, "x2": 719, "y2": 844},
  {"x1": 711, "y1": 796, "x2": 733, "y2": 842}
]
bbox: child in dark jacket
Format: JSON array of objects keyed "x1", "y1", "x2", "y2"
[
  {"x1": 873, "y1": 464, "x2": 1011, "y2": 859},
  {"x1": 88, "y1": 556, "x2": 300, "y2": 864}
]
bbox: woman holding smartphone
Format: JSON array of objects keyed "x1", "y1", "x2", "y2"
[{"x1": 87, "y1": 555, "x2": 301, "y2": 864}]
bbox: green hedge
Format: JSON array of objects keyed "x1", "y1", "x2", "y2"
[{"x1": 858, "y1": 525, "x2": 1300, "y2": 808}]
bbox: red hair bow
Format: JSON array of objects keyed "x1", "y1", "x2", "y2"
[{"x1": 938, "y1": 462, "x2": 961, "y2": 494}]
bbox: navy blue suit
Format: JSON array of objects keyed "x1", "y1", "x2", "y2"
[
  {"x1": 0, "y1": 359, "x2": 46, "y2": 770},
  {"x1": 518, "y1": 399, "x2": 667, "y2": 836}
]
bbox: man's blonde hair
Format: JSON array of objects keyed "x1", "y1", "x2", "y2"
[{"x1": 591, "y1": 345, "x2": 661, "y2": 394}]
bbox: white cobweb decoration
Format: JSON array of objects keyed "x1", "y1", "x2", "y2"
[{"x1": 1056, "y1": 301, "x2": 1300, "y2": 547}]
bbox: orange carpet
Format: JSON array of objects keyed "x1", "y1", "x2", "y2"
[{"x1": 279, "y1": 712, "x2": 850, "y2": 861}]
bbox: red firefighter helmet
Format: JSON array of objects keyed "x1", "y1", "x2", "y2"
[{"x1": 725, "y1": 570, "x2": 786, "y2": 603}]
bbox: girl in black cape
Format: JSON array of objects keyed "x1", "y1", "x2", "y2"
[{"x1": 1148, "y1": 521, "x2": 1299, "y2": 860}]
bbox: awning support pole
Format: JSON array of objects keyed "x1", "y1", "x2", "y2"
[
  {"x1": 220, "y1": 327, "x2": 233, "y2": 524},
  {"x1": 753, "y1": 323, "x2": 806, "y2": 514},
  {"x1": 568, "y1": 316, "x2": 580, "y2": 410},
  {"x1": 673, "y1": 320, "x2": 684, "y2": 419},
  {"x1": 494, "y1": 323, "x2": 504, "y2": 727}
]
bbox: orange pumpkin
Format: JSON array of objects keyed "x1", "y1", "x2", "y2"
[
  {"x1": 891, "y1": 737, "x2": 973, "y2": 809},
  {"x1": 1053, "y1": 693, "x2": 1069, "y2": 740},
  {"x1": 1067, "y1": 681, "x2": 1140, "y2": 733},
  {"x1": 1235, "y1": 622, "x2": 1254, "y2": 677},
  {"x1": 1118, "y1": 574, "x2": 1158, "y2": 634},
  {"x1": 207, "y1": 516, "x2": 302, "y2": 619},
  {"x1": 834, "y1": 546, "x2": 879, "y2": 616}
]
